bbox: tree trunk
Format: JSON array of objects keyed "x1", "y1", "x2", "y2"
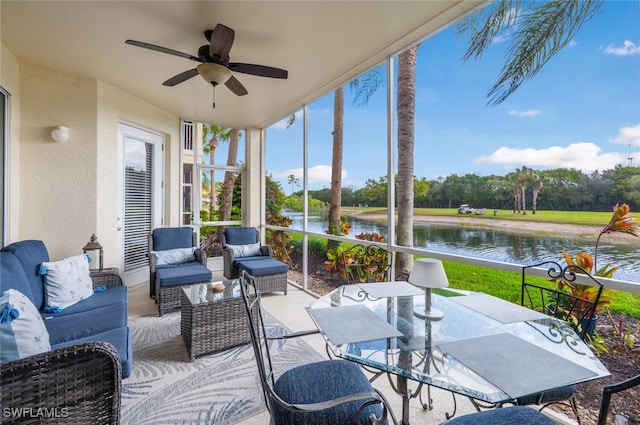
[
  {"x1": 328, "y1": 86, "x2": 344, "y2": 250},
  {"x1": 209, "y1": 136, "x2": 218, "y2": 219},
  {"x1": 521, "y1": 184, "x2": 527, "y2": 215},
  {"x1": 396, "y1": 47, "x2": 417, "y2": 279},
  {"x1": 220, "y1": 129, "x2": 239, "y2": 221}
]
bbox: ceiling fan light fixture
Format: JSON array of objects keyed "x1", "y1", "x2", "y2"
[{"x1": 197, "y1": 63, "x2": 232, "y2": 85}]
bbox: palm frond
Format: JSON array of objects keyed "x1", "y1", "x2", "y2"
[{"x1": 458, "y1": 0, "x2": 604, "y2": 105}]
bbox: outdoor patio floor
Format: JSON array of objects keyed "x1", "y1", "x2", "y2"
[{"x1": 128, "y1": 274, "x2": 576, "y2": 425}]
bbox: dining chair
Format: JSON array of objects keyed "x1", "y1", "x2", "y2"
[
  {"x1": 442, "y1": 373, "x2": 640, "y2": 425},
  {"x1": 512, "y1": 260, "x2": 605, "y2": 423},
  {"x1": 239, "y1": 270, "x2": 397, "y2": 425},
  {"x1": 342, "y1": 244, "x2": 390, "y2": 285}
]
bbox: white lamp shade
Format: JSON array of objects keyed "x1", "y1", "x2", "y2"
[
  {"x1": 197, "y1": 63, "x2": 232, "y2": 85},
  {"x1": 51, "y1": 126, "x2": 69, "y2": 142},
  {"x1": 408, "y1": 258, "x2": 449, "y2": 289}
]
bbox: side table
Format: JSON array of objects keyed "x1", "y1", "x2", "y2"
[{"x1": 180, "y1": 279, "x2": 252, "y2": 361}]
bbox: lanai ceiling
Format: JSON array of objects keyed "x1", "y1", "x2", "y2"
[{"x1": 1, "y1": 1, "x2": 483, "y2": 129}]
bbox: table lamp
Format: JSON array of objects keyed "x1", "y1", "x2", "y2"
[{"x1": 408, "y1": 258, "x2": 449, "y2": 320}]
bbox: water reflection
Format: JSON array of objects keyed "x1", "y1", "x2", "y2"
[{"x1": 285, "y1": 211, "x2": 640, "y2": 282}]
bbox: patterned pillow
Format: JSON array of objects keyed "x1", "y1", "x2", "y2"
[
  {"x1": 226, "y1": 242, "x2": 261, "y2": 258},
  {"x1": 40, "y1": 254, "x2": 94, "y2": 310},
  {"x1": 152, "y1": 247, "x2": 196, "y2": 266},
  {"x1": 0, "y1": 289, "x2": 51, "y2": 363}
]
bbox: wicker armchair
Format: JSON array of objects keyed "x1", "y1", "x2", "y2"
[
  {"x1": 1, "y1": 341, "x2": 122, "y2": 424},
  {"x1": 149, "y1": 227, "x2": 212, "y2": 316}
]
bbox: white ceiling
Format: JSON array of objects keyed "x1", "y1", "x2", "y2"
[{"x1": 1, "y1": 1, "x2": 483, "y2": 129}]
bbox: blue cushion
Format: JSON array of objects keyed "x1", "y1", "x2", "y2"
[
  {"x1": 226, "y1": 243, "x2": 261, "y2": 258},
  {"x1": 442, "y1": 406, "x2": 556, "y2": 425},
  {"x1": 152, "y1": 227, "x2": 193, "y2": 251},
  {"x1": 224, "y1": 227, "x2": 258, "y2": 246},
  {"x1": 516, "y1": 385, "x2": 577, "y2": 405},
  {"x1": 52, "y1": 326, "x2": 133, "y2": 379},
  {"x1": 1, "y1": 240, "x2": 50, "y2": 310},
  {"x1": 236, "y1": 258, "x2": 288, "y2": 277},
  {"x1": 0, "y1": 252, "x2": 36, "y2": 303},
  {"x1": 42, "y1": 286, "x2": 128, "y2": 345},
  {"x1": 155, "y1": 262, "x2": 212, "y2": 288},
  {"x1": 272, "y1": 359, "x2": 383, "y2": 425}
]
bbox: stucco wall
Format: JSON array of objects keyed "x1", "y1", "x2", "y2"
[{"x1": 19, "y1": 64, "x2": 98, "y2": 259}]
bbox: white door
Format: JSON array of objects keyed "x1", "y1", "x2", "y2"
[{"x1": 117, "y1": 122, "x2": 164, "y2": 286}]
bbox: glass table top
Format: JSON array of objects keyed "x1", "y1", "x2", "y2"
[
  {"x1": 307, "y1": 282, "x2": 610, "y2": 404},
  {"x1": 182, "y1": 279, "x2": 241, "y2": 306}
]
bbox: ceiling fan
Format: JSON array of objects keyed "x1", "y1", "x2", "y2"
[{"x1": 125, "y1": 24, "x2": 288, "y2": 106}]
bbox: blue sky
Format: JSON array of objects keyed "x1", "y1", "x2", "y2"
[{"x1": 266, "y1": 1, "x2": 640, "y2": 192}]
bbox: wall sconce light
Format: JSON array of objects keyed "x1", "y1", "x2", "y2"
[
  {"x1": 83, "y1": 234, "x2": 103, "y2": 271},
  {"x1": 51, "y1": 126, "x2": 69, "y2": 143}
]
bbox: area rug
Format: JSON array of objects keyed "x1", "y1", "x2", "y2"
[{"x1": 121, "y1": 310, "x2": 324, "y2": 424}]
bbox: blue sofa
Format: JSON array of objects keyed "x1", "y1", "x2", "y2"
[{"x1": 0, "y1": 240, "x2": 132, "y2": 378}]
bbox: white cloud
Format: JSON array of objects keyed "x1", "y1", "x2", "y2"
[
  {"x1": 476, "y1": 142, "x2": 630, "y2": 171},
  {"x1": 604, "y1": 40, "x2": 640, "y2": 56},
  {"x1": 568, "y1": 40, "x2": 577, "y2": 48},
  {"x1": 270, "y1": 165, "x2": 347, "y2": 186},
  {"x1": 610, "y1": 123, "x2": 640, "y2": 147},
  {"x1": 508, "y1": 109, "x2": 541, "y2": 117}
]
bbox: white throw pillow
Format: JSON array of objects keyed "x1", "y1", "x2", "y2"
[
  {"x1": 40, "y1": 254, "x2": 94, "y2": 310},
  {"x1": 152, "y1": 247, "x2": 196, "y2": 266},
  {"x1": 226, "y1": 242, "x2": 261, "y2": 258},
  {"x1": 0, "y1": 289, "x2": 51, "y2": 363}
]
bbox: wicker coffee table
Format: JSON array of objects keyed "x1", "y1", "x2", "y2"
[{"x1": 180, "y1": 279, "x2": 251, "y2": 361}]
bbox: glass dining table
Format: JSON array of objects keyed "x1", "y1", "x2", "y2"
[{"x1": 306, "y1": 282, "x2": 610, "y2": 425}]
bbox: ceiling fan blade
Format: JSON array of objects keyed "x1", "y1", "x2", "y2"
[
  {"x1": 209, "y1": 24, "x2": 235, "y2": 62},
  {"x1": 225, "y1": 75, "x2": 248, "y2": 96},
  {"x1": 125, "y1": 39, "x2": 201, "y2": 62},
  {"x1": 163, "y1": 68, "x2": 199, "y2": 86},
  {"x1": 228, "y1": 63, "x2": 288, "y2": 79}
]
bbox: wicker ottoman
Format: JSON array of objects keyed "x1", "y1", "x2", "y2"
[
  {"x1": 180, "y1": 279, "x2": 252, "y2": 361},
  {"x1": 236, "y1": 258, "x2": 288, "y2": 294}
]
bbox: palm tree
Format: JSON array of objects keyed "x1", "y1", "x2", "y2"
[
  {"x1": 287, "y1": 174, "x2": 299, "y2": 194},
  {"x1": 202, "y1": 125, "x2": 231, "y2": 218},
  {"x1": 457, "y1": 0, "x2": 604, "y2": 105},
  {"x1": 531, "y1": 171, "x2": 544, "y2": 215},
  {"x1": 220, "y1": 129, "x2": 240, "y2": 222},
  {"x1": 395, "y1": 46, "x2": 419, "y2": 278},
  {"x1": 328, "y1": 86, "x2": 344, "y2": 250}
]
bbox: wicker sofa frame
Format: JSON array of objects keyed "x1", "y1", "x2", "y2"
[
  {"x1": 148, "y1": 231, "x2": 210, "y2": 316},
  {"x1": 1, "y1": 341, "x2": 122, "y2": 424}
]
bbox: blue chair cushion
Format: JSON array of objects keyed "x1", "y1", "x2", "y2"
[
  {"x1": 515, "y1": 385, "x2": 577, "y2": 405},
  {"x1": 272, "y1": 359, "x2": 383, "y2": 425},
  {"x1": 152, "y1": 227, "x2": 193, "y2": 251},
  {"x1": 235, "y1": 258, "x2": 288, "y2": 277},
  {"x1": 155, "y1": 262, "x2": 212, "y2": 288},
  {"x1": 42, "y1": 286, "x2": 128, "y2": 345},
  {"x1": 442, "y1": 406, "x2": 556, "y2": 425},
  {"x1": 52, "y1": 326, "x2": 133, "y2": 379},
  {"x1": 224, "y1": 227, "x2": 258, "y2": 245},
  {"x1": 0, "y1": 252, "x2": 36, "y2": 303},
  {"x1": 1, "y1": 240, "x2": 50, "y2": 310}
]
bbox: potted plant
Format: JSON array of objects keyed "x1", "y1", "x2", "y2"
[{"x1": 555, "y1": 204, "x2": 639, "y2": 336}]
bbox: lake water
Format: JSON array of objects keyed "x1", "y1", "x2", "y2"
[{"x1": 284, "y1": 211, "x2": 640, "y2": 283}]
